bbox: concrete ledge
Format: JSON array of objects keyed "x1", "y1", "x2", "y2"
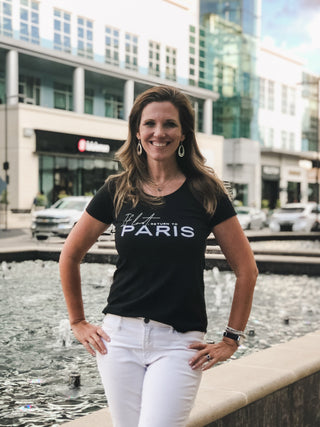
[
  {"x1": 204, "y1": 253, "x2": 320, "y2": 276},
  {"x1": 62, "y1": 330, "x2": 320, "y2": 427},
  {"x1": 1, "y1": 246, "x2": 320, "y2": 275}
]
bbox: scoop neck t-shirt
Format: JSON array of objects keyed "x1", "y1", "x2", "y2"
[{"x1": 86, "y1": 179, "x2": 236, "y2": 332}]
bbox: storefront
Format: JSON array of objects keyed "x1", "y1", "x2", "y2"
[
  {"x1": 261, "y1": 165, "x2": 280, "y2": 209},
  {"x1": 261, "y1": 149, "x2": 312, "y2": 208},
  {"x1": 35, "y1": 130, "x2": 123, "y2": 205}
]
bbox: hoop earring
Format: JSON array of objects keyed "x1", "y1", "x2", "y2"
[
  {"x1": 178, "y1": 143, "x2": 185, "y2": 158},
  {"x1": 137, "y1": 141, "x2": 142, "y2": 156}
]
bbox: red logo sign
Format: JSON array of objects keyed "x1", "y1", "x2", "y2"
[{"x1": 78, "y1": 138, "x2": 86, "y2": 152}]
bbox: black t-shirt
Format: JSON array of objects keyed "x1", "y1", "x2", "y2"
[{"x1": 86, "y1": 179, "x2": 236, "y2": 332}]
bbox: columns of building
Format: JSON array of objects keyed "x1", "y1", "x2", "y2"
[
  {"x1": 124, "y1": 79, "x2": 134, "y2": 121},
  {"x1": 203, "y1": 98, "x2": 213, "y2": 135},
  {"x1": 6, "y1": 50, "x2": 19, "y2": 104},
  {"x1": 73, "y1": 67, "x2": 85, "y2": 114}
]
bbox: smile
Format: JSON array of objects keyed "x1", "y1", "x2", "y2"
[{"x1": 150, "y1": 141, "x2": 169, "y2": 147}]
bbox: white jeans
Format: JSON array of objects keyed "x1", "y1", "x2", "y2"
[{"x1": 96, "y1": 314, "x2": 205, "y2": 427}]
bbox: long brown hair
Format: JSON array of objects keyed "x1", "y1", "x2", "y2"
[{"x1": 107, "y1": 85, "x2": 227, "y2": 217}]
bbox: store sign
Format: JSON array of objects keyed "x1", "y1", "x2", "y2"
[
  {"x1": 77, "y1": 138, "x2": 110, "y2": 154},
  {"x1": 262, "y1": 165, "x2": 280, "y2": 181},
  {"x1": 35, "y1": 130, "x2": 122, "y2": 157}
]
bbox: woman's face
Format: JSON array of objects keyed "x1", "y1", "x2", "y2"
[{"x1": 136, "y1": 101, "x2": 185, "y2": 164}]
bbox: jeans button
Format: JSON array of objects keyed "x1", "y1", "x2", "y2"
[{"x1": 144, "y1": 318, "x2": 150, "y2": 323}]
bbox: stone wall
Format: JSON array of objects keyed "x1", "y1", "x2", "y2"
[
  {"x1": 205, "y1": 372, "x2": 320, "y2": 427},
  {"x1": 62, "y1": 330, "x2": 320, "y2": 427}
]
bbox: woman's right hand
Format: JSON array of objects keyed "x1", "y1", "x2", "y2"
[{"x1": 71, "y1": 320, "x2": 110, "y2": 356}]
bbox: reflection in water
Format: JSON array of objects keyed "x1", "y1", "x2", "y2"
[{"x1": 0, "y1": 260, "x2": 319, "y2": 426}]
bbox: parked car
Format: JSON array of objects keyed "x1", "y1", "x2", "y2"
[
  {"x1": 235, "y1": 206, "x2": 267, "y2": 230},
  {"x1": 31, "y1": 196, "x2": 92, "y2": 240},
  {"x1": 268, "y1": 203, "x2": 320, "y2": 232}
]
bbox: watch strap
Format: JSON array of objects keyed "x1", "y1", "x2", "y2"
[{"x1": 223, "y1": 331, "x2": 241, "y2": 345}]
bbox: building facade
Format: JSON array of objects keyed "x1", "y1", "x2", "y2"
[
  {"x1": 198, "y1": 0, "x2": 262, "y2": 207},
  {"x1": 258, "y1": 44, "x2": 320, "y2": 208},
  {"x1": 0, "y1": 0, "x2": 319, "y2": 212},
  {"x1": 199, "y1": 0, "x2": 261, "y2": 141},
  {"x1": 0, "y1": 0, "x2": 223, "y2": 211}
]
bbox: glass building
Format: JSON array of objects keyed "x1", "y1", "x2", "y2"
[
  {"x1": 301, "y1": 72, "x2": 320, "y2": 203},
  {"x1": 199, "y1": 0, "x2": 260, "y2": 140},
  {"x1": 301, "y1": 72, "x2": 319, "y2": 153}
]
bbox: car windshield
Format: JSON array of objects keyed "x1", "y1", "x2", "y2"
[
  {"x1": 278, "y1": 207, "x2": 304, "y2": 214},
  {"x1": 51, "y1": 199, "x2": 88, "y2": 211}
]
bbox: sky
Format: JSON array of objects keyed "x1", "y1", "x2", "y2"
[{"x1": 261, "y1": 0, "x2": 320, "y2": 75}]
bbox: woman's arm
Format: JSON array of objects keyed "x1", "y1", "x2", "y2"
[
  {"x1": 189, "y1": 216, "x2": 258, "y2": 370},
  {"x1": 59, "y1": 211, "x2": 111, "y2": 356}
]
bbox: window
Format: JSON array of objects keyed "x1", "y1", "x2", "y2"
[
  {"x1": 267, "y1": 80, "x2": 274, "y2": 110},
  {"x1": 268, "y1": 128, "x2": 274, "y2": 147},
  {"x1": 148, "y1": 40, "x2": 161, "y2": 77},
  {"x1": 0, "y1": 0, "x2": 13, "y2": 37},
  {"x1": 0, "y1": 76, "x2": 5, "y2": 104},
  {"x1": 105, "y1": 93, "x2": 123, "y2": 119},
  {"x1": 105, "y1": 26, "x2": 120, "y2": 66},
  {"x1": 289, "y1": 132, "x2": 295, "y2": 151},
  {"x1": 85, "y1": 88, "x2": 94, "y2": 114},
  {"x1": 198, "y1": 27, "x2": 207, "y2": 88},
  {"x1": 54, "y1": 82, "x2": 72, "y2": 110},
  {"x1": 281, "y1": 130, "x2": 287, "y2": 149},
  {"x1": 259, "y1": 126, "x2": 265, "y2": 146},
  {"x1": 165, "y1": 46, "x2": 176, "y2": 81},
  {"x1": 19, "y1": 75, "x2": 40, "y2": 104},
  {"x1": 288, "y1": 87, "x2": 295, "y2": 115},
  {"x1": 77, "y1": 17, "x2": 93, "y2": 59},
  {"x1": 19, "y1": 0, "x2": 39, "y2": 44},
  {"x1": 53, "y1": 9, "x2": 71, "y2": 53},
  {"x1": 259, "y1": 78, "x2": 265, "y2": 109},
  {"x1": 223, "y1": 65, "x2": 236, "y2": 97},
  {"x1": 234, "y1": 183, "x2": 249, "y2": 206},
  {"x1": 281, "y1": 84, "x2": 288, "y2": 114},
  {"x1": 189, "y1": 25, "x2": 197, "y2": 86},
  {"x1": 125, "y1": 32, "x2": 138, "y2": 71}
]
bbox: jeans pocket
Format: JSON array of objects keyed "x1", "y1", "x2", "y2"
[
  {"x1": 173, "y1": 330, "x2": 205, "y2": 348},
  {"x1": 101, "y1": 314, "x2": 120, "y2": 338}
]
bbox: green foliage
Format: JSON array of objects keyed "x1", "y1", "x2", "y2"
[
  {"x1": 0, "y1": 190, "x2": 8, "y2": 204},
  {"x1": 35, "y1": 193, "x2": 47, "y2": 206}
]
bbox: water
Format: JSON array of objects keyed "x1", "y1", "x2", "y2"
[{"x1": 0, "y1": 260, "x2": 319, "y2": 426}]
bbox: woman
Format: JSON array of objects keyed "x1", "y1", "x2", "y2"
[{"x1": 59, "y1": 85, "x2": 258, "y2": 427}]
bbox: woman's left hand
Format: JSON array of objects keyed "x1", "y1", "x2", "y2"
[{"x1": 188, "y1": 339, "x2": 238, "y2": 371}]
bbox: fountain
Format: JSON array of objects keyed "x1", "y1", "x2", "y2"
[{"x1": 0, "y1": 260, "x2": 319, "y2": 426}]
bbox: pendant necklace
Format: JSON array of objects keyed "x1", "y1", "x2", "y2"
[{"x1": 149, "y1": 174, "x2": 180, "y2": 194}]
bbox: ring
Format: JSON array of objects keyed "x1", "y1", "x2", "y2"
[{"x1": 206, "y1": 354, "x2": 211, "y2": 361}]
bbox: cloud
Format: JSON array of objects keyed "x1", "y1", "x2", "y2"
[
  {"x1": 261, "y1": 5, "x2": 320, "y2": 73},
  {"x1": 306, "y1": 14, "x2": 320, "y2": 49}
]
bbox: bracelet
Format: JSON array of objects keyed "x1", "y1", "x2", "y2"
[{"x1": 226, "y1": 325, "x2": 245, "y2": 337}]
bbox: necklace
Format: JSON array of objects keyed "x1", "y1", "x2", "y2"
[{"x1": 148, "y1": 173, "x2": 182, "y2": 194}]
